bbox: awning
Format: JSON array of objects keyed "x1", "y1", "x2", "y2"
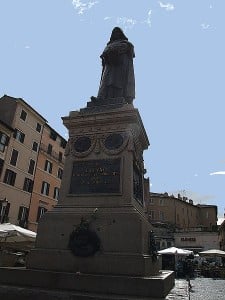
[
  {"x1": 158, "y1": 247, "x2": 193, "y2": 256},
  {"x1": 199, "y1": 249, "x2": 225, "y2": 257},
  {"x1": 0, "y1": 223, "x2": 36, "y2": 243}
]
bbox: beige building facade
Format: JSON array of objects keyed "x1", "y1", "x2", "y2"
[
  {"x1": 0, "y1": 95, "x2": 66, "y2": 231},
  {"x1": 148, "y1": 192, "x2": 218, "y2": 251},
  {"x1": 218, "y1": 218, "x2": 225, "y2": 251},
  {"x1": 28, "y1": 124, "x2": 66, "y2": 232},
  {"x1": 174, "y1": 229, "x2": 219, "y2": 252},
  {"x1": 149, "y1": 192, "x2": 217, "y2": 230},
  {"x1": 0, "y1": 119, "x2": 14, "y2": 222}
]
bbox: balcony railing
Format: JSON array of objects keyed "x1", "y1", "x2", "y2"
[{"x1": 40, "y1": 143, "x2": 65, "y2": 164}]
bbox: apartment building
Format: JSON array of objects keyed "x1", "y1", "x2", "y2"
[
  {"x1": 28, "y1": 123, "x2": 66, "y2": 232},
  {"x1": 0, "y1": 95, "x2": 66, "y2": 231},
  {"x1": 218, "y1": 217, "x2": 225, "y2": 251},
  {"x1": 0, "y1": 119, "x2": 14, "y2": 222},
  {"x1": 148, "y1": 192, "x2": 218, "y2": 251},
  {"x1": 149, "y1": 192, "x2": 217, "y2": 230}
]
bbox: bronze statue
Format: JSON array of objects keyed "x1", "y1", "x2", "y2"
[{"x1": 96, "y1": 27, "x2": 135, "y2": 104}]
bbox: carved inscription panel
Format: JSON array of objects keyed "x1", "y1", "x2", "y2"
[{"x1": 69, "y1": 158, "x2": 121, "y2": 194}]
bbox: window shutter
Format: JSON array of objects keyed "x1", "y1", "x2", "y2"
[
  {"x1": 21, "y1": 133, "x2": 25, "y2": 143},
  {"x1": 36, "y1": 207, "x2": 42, "y2": 222},
  {"x1": 18, "y1": 206, "x2": 23, "y2": 220},
  {"x1": 5, "y1": 203, "x2": 10, "y2": 217}
]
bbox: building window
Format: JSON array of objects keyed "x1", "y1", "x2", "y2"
[
  {"x1": 53, "y1": 187, "x2": 59, "y2": 200},
  {"x1": 47, "y1": 144, "x2": 52, "y2": 155},
  {"x1": 3, "y1": 169, "x2": 16, "y2": 186},
  {"x1": 23, "y1": 177, "x2": 34, "y2": 193},
  {"x1": 0, "y1": 201, "x2": 10, "y2": 224},
  {"x1": 44, "y1": 160, "x2": 52, "y2": 174},
  {"x1": 36, "y1": 123, "x2": 42, "y2": 133},
  {"x1": 159, "y1": 199, "x2": 164, "y2": 206},
  {"x1": 32, "y1": 141, "x2": 38, "y2": 152},
  {"x1": 18, "y1": 206, "x2": 29, "y2": 228},
  {"x1": 161, "y1": 241, "x2": 166, "y2": 249},
  {"x1": 36, "y1": 206, "x2": 47, "y2": 222},
  {"x1": 0, "y1": 132, "x2": 9, "y2": 152},
  {"x1": 0, "y1": 158, "x2": 4, "y2": 176},
  {"x1": 60, "y1": 139, "x2": 66, "y2": 149},
  {"x1": 41, "y1": 181, "x2": 50, "y2": 196},
  {"x1": 156, "y1": 242, "x2": 160, "y2": 251},
  {"x1": 20, "y1": 109, "x2": 27, "y2": 121},
  {"x1": 50, "y1": 130, "x2": 57, "y2": 141},
  {"x1": 57, "y1": 168, "x2": 63, "y2": 179},
  {"x1": 167, "y1": 241, "x2": 172, "y2": 248},
  {"x1": 159, "y1": 211, "x2": 165, "y2": 221},
  {"x1": 149, "y1": 198, "x2": 154, "y2": 205},
  {"x1": 206, "y1": 211, "x2": 209, "y2": 219},
  {"x1": 10, "y1": 149, "x2": 19, "y2": 166},
  {"x1": 13, "y1": 129, "x2": 25, "y2": 143},
  {"x1": 58, "y1": 151, "x2": 63, "y2": 162},
  {"x1": 149, "y1": 210, "x2": 155, "y2": 220},
  {"x1": 28, "y1": 159, "x2": 35, "y2": 175}
]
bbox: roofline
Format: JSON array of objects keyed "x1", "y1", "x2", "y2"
[
  {"x1": 45, "y1": 123, "x2": 67, "y2": 143},
  {"x1": 1, "y1": 94, "x2": 66, "y2": 142},
  {"x1": 0, "y1": 119, "x2": 14, "y2": 131},
  {"x1": 17, "y1": 97, "x2": 47, "y2": 122}
]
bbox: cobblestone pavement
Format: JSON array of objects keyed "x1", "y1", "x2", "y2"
[
  {"x1": 189, "y1": 277, "x2": 225, "y2": 300},
  {"x1": 166, "y1": 279, "x2": 189, "y2": 300},
  {"x1": 165, "y1": 277, "x2": 225, "y2": 300}
]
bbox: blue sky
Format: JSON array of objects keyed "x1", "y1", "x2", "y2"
[{"x1": 1, "y1": 1, "x2": 225, "y2": 217}]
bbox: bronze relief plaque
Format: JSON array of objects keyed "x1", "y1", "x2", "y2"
[
  {"x1": 70, "y1": 158, "x2": 121, "y2": 194},
  {"x1": 104, "y1": 133, "x2": 124, "y2": 150},
  {"x1": 74, "y1": 136, "x2": 91, "y2": 153}
]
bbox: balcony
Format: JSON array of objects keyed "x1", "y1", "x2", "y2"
[{"x1": 40, "y1": 143, "x2": 65, "y2": 164}]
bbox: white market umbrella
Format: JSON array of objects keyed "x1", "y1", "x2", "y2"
[
  {"x1": 158, "y1": 247, "x2": 193, "y2": 256},
  {"x1": 0, "y1": 223, "x2": 36, "y2": 245},
  {"x1": 199, "y1": 249, "x2": 225, "y2": 258}
]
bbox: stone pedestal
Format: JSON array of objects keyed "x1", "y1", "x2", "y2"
[
  {"x1": 0, "y1": 267, "x2": 174, "y2": 299},
  {"x1": 28, "y1": 103, "x2": 159, "y2": 275},
  {"x1": 0, "y1": 102, "x2": 174, "y2": 299}
]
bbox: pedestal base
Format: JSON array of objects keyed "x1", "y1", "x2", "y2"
[
  {"x1": 0, "y1": 267, "x2": 174, "y2": 299},
  {"x1": 27, "y1": 249, "x2": 160, "y2": 276}
]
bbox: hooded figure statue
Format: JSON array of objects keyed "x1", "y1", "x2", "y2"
[{"x1": 97, "y1": 27, "x2": 135, "y2": 104}]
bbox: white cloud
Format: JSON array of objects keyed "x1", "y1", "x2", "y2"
[
  {"x1": 116, "y1": 17, "x2": 137, "y2": 31},
  {"x1": 105, "y1": 11, "x2": 151, "y2": 30},
  {"x1": 25, "y1": 45, "x2": 30, "y2": 49},
  {"x1": 104, "y1": 16, "x2": 112, "y2": 21},
  {"x1": 143, "y1": 10, "x2": 152, "y2": 27},
  {"x1": 209, "y1": 171, "x2": 225, "y2": 176},
  {"x1": 158, "y1": 1, "x2": 175, "y2": 11},
  {"x1": 72, "y1": 0, "x2": 98, "y2": 15},
  {"x1": 201, "y1": 23, "x2": 210, "y2": 30},
  {"x1": 194, "y1": 174, "x2": 198, "y2": 177}
]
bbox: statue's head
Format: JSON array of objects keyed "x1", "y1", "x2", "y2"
[{"x1": 109, "y1": 27, "x2": 128, "y2": 42}]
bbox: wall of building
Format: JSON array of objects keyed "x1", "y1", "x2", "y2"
[
  {"x1": 219, "y1": 220, "x2": 225, "y2": 251},
  {"x1": 174, "y1": 230, "x2": 220, "y2": 252},
  {"x1": 148, "y1": 193, "x2": 217, "y2": 231},
  {"x1": 0, "y1": 98, "x2": 45, "y2": 226},
  {"x1": 0, "y1": 95, "x2": 66, "y2": 231},
  {"x1": 28, "y1": 124, "x2": 65, "y2": 232}
]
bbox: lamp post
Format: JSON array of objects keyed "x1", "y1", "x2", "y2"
[{"x1": 0, "y1": 198, "x2": 8, "y2": 223}]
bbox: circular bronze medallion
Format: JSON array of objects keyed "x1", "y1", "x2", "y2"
[
  {"x1": 104, "y1": 133, "x2": 123, "y2": 150},
  {"x1": 74, "y1": 136, "x2": 91, "y2": 153},
  {"x1": 68, "y1": 227, "x2": 100, "y2": 257}
]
